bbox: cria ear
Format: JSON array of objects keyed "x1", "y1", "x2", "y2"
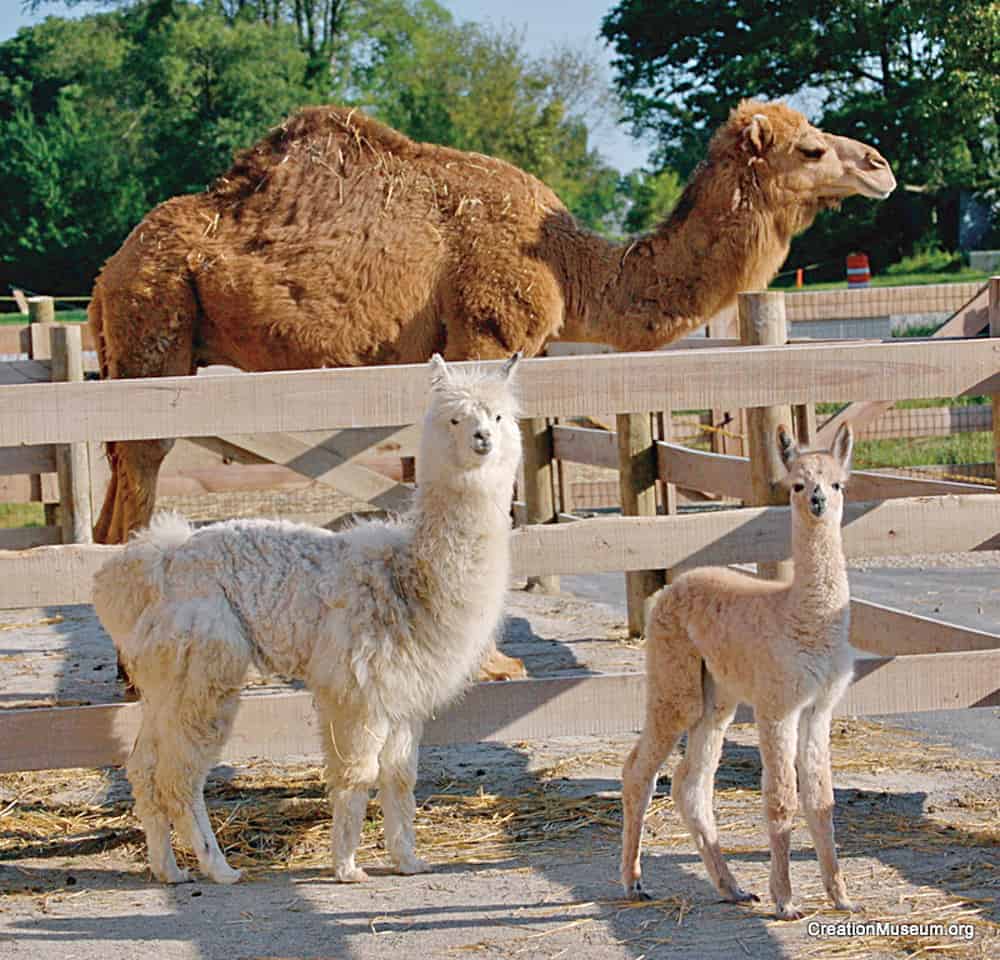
[
  {"x1": 776, "y1": 424, "x2": 798, "y2": 469},
  {"x1": 832, "y1": 423, "x2": 854, "y2": 472},
  {"x1": 744, "y1": 113, "x2": 774, "y2": 157},
  {"x1": 500, "y1": 352, "x2": 522, "y2": 381},
  {"x1": 428, "y1": 353, "x2": 450, "y2": 388}
]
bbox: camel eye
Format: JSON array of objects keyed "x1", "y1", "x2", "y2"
[
  {"x1": 793, "y1": 482, "x2": 805, "y2": 493},
  {"x1": 799, "y1": 146, "x2": 826, "y2": 160}
]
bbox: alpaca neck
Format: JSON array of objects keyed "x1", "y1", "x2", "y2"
[
  {"x1": 406, "y1": 479, "x2": 511, "y2": 608},
  {"x1": 554, "y1": 165, "x2": 815, "y2": 352},
  {"x1": 788, "y1": 516, "x2": 849, "y2": 618}
]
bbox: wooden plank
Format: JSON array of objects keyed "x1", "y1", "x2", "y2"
[
  {"x1": 784, "y1": 281, "x2": 984, "y2": 323},
  {"x1": 657, "y1": 442, "x2": 751, "y2": 500},
  {"x1": 551, "y1": 425, "x2": 618, "y2": 469},
  {"x1": 0, "y1": 473, "x2": 57, "y2": 502},
  {"x1": 11, "y1": 288, "x2": 29, "y2": 314},
  {"x1": 3, "y1": 649, "x2": 998, "y2": 773},
  {"x1": 2, "y1": 339, "x2": 998, "y2": 448},
  {"x1": 0, "y1": 444, "x2": 57, "y2": 476},
  {"x1": 0, "y1": 527, "x2": 62, "y2": 550},
  {"x1": 217, "y1": 432, "x2": 412, "y2": 513},
  {"x1": 0, "y1": 323, "x2": 96, "y2": 354},
  {"x1": 816, "y1": 284, "x2": 992, "y2": 447},
  {"x1": 520, "y1": 418, "x2": 559, "y2": 592},
  {"x1": 850, "y1": 599, "x2": 1000, "y2": 656},
  {"x1": 3, "y1": 494, "x2": 995, "y2": 610}
]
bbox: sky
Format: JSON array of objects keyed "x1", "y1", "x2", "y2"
[{"x1": 0, "y1": 0, "x2": 652, "y2": 172}]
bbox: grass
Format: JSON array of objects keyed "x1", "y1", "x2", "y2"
[
  {"x1": 853, "y1": 433, "x2": 992, "y2": 470},
  {"x1": 779, "y1": 268, "x2": 989, "y2": 292},
  {"x1": 0, "y1": 503, "x2": 44, "y2": 528}
]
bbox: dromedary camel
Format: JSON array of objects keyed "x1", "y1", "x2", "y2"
[{"x1": 89, "y1": 99, "x2": 894, "y2": 677}]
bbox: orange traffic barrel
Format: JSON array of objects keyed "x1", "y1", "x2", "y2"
[{"x1": 846, "y1": 252, "x2": 870, "y2": 288}]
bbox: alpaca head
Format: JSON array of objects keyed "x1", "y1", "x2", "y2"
[
  {"x1": 777, "y1": 423, "x2": 853, "y2": 526},
  {"x1": 418, "y1": 353, "x2": 523, "y2": 496},
  {"x1": 711, "y1": 101, "x2": 896, "y2": 214}
]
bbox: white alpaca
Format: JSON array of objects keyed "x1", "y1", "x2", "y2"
[
  {"x1": 620, "y1": 424, "x2": 857, "y2": 920},
  {"x1": 93, "y1": 353, "x2": 522, "y2": 885}
]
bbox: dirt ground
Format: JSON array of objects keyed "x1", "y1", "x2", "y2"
[{"x1": 1, "y1": 589, "x2": 998, "y2": 960}]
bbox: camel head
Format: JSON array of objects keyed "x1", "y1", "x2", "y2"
[{"x1": 714, "y1": 101, "x2": 896, "y2": 212}]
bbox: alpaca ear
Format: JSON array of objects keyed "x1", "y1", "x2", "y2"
[
  {"x1": 744, "y1": 113, "x2": 774, "y2": 157},
  {"x1": 500, "y1": 352, "x2": 522, "y2": 381},
  {"x1": 832, "y1": 423, "x2": 854, "y2": 471},
  {"x1": 428, "y1": 353, "x2": 450, "y2": 388},
  {"x1": 776, "y1": 425, "x2": 798, "y2": 469}
]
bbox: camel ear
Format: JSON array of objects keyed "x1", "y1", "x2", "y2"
[
  {"x1": 832, "y1": 423, "x2": 854, "y2": 472},
  {"x1": 744, "y1": 113, "x2": 774, "y2": 157},
  {"x1": 776, "y1": 424, "x2": 798, "y2": 469},
  {"x1": 429, "y1": 353, "x2": 450, "y2": 388},
  {"x1": 500, "y1": 352, "x2": 522, "y2": 381}
]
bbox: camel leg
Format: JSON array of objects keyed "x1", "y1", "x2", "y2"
[
  {"x1": 672, "y1": 677, "x2": 751, "y2": 903},
  {"x1": 797, "y1": 706, "x2": 855, "y2": 912},
  {"x1": 758, "y1": 713, "x2": 803, "y2": 921}
]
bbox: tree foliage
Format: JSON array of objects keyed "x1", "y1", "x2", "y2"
[
  {"x1": 602, "y1": 0, "x2": 999, "y2": 266},
  {"x1": 3, "y1": 0, "x2": 628, "y2": 294}
]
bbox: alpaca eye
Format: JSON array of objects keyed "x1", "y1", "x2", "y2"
[
  {"x1": 450, "y1": 418, "x2": 459, "y2": 426},
  {"x1": 793, "y1": 482, "x2": 805, "y2": 492},
  {"x1": 832, "y1": 482, "x2": 841, "y2": 491},
  {"x1": 495, "y1": 414, "x2": 501, "y2": 422}
]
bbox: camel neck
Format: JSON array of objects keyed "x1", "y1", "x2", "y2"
[{"x1": 553, "y1": 168, "x2": 799, "y2": 352}]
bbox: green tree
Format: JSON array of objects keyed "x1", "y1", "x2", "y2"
[
  {"x1": 602, "y1": 0, "x2": 999, "y2": 264},
  {"x1": 619, "y1": 167, "x2": 683, "y2": 235}
]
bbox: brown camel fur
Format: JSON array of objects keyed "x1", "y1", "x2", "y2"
[{"x1": 89, "y1": 99, "x2": 894, "y2": 680}]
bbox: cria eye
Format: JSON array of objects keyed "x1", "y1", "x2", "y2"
[
  {"x1": 495, "y1": 414, "x2": 502, "y2": 422},
  {"x1": 793, "y1": 482, "x2": 805, "y2": 492},
  {"x1": 450, "y1": 418, "x2": 459, "y2": 426},
  {"x1": 832, "y1": 482, "x2": 841, "y2": 491}
]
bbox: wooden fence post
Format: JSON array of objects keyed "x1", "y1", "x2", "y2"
[
  {"x1": 990, "y1": 277, "x2": 1000, "y2": 493},
  {"x1": 50, "y1": 325, "x2": 93, "y2": 544},
  {"x1": 739, "y1": 291, "x2": 793, "y2": 581},
  {"x1": 618, "y1": 412, "x2": 666, "y2": 635},
  {"x1": 25, "y1": 298, "x2": 60, "y2": 525},
  {"x1": 520, "y1": 418, "x2": 559, "y2": 593}
]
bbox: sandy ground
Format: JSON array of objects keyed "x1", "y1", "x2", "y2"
[{"x1": 1, "y1": 588, "x2": 998, "y2": 960}]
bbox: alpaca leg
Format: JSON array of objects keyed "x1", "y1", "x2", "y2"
[
  {"x1": 478, "y1": 644, "x2": 527, "y2": 682},
  {"x1": 672, "y1": 680, "x2": 751, "y2": 903},
  {"x1": 378, "y1": 721, "x2": 430, "y2": 875},
  {"x1": 797, "y1": 707, "x2": 855, "y2": 912},
  {"x1": 165, "y1": 690, "x2": 243, "y2": 885},
  {"x1": 320, "y1": 705, "x2": 387, "y2": 883},
  {"x1": 758, "y1": 714, "x2": 802, "y2": 920},
  {"x1": 127, "y1": 718, "x2": 190, "y2": 884}
]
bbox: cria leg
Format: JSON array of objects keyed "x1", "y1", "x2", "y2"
[
  {"x1": 378, "y1": 721, "x2": 430, "y2": 875},
  {"x1": 797, "y1": 706, "x2": 855, "y2": 912},
  {"x1": 758, "y1": 714, "x2": 802, "y2": 921},
  {"x1": 672, "y1": 678, "x2": 752, "y2": 904},
  {"x1": 127, "y1": 715, "x2": 189, "y2": 884},
  {"x1": 620, "y1": 642, "x2": 702, "y2": 900},
  {"x1": 320, "y1": 705, "x2": 387, "y2": 883}
]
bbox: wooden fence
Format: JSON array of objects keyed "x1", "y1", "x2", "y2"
[{"x1": 0, "y1": 285, "x2": 998, "y2": 773}]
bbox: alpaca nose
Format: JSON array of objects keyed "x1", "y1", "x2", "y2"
[
  {"x1": 809, "y1": 489, "x2": 827, "y2": 517},
  {"x1": 473, "y1": 428, "x2": 492, "y2": 455}
]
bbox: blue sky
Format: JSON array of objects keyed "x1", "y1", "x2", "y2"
[{"x1": 0, "y1": 0, "x2": 651, "y2": 172}]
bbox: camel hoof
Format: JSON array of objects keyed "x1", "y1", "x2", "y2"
[
  {"x1": 724, "y1": 888, "x2": 760, "y2": 904},
  {"x1": 833, "y1": 898, "x2": 859, "y2": 913}
]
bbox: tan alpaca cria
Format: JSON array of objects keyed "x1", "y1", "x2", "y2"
[
  {"x1": 620, "y1": 424, "x2": 857, "y2": 921},
  {"x1": 93, "y1": 354, "x2": 522, "y2": 885}
]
